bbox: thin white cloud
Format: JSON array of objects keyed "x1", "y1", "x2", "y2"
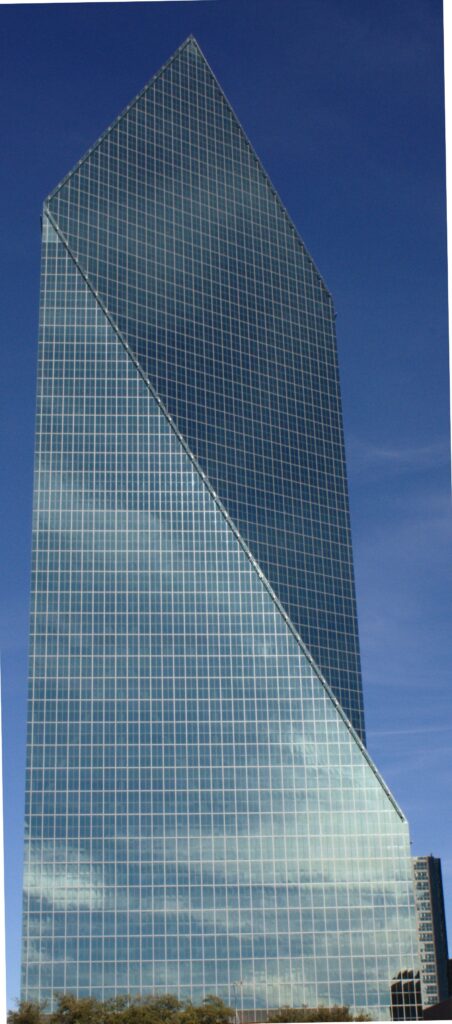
[
  {"x1": 368, "y1": 724, "x2": 452, "y2": 738},
  {"x1": 347, "y1": 437, "x2": 450, "y2": 474}
]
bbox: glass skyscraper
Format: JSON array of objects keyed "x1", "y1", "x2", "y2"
[{"x1": 22, "y1": 37, "x2": 419, "y2": 1018}]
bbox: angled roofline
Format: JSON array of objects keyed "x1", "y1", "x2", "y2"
[
  {"x1": 46, "y1": 35, "x2": 335, "y2": 308},
  {"x1": 190, "y1": 37, "x2": 334, "y2": 305},
  {"x1": 43, "y1": 203, "x2": 407, "y2": 825},
  {"x1": 46, "y1": 35, "x2": 196, "y2": 205}
]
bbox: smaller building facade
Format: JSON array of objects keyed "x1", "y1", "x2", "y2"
[
  {"x1": 447, "y1": 957, "x2": 452, "y2": 995},
  {"x1": 413, "y1": 856, "x2": 449, "y2": 1008}
]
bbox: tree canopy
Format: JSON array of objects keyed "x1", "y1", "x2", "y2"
[
  {"x1": 8, "y1": 995, "x2": 371, "y2": 1024},
  {"x1": 8, "y1": 994, "x2": 235, "y2": 1024}
]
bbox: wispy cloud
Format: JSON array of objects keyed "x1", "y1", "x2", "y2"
[
  {"x1": 347, "y1": 437, "x2": 450, "y2": 476},
  {"x1": 368, "y1": 724, "x2": 452, "y2": 738}
]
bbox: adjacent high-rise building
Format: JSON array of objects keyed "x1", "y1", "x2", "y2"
[
  {"x1": 413, "y1": 856, "x2": 449, "y2": 1009},
  {"x1": 22, "y1": 37, "x2": 420, "y2": 1018}
]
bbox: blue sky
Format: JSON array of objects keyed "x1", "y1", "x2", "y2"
[{"x1": 1, "y1": 0, "x2": 450, "y2": 1008}]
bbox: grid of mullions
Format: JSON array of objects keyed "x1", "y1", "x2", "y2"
[
  {"x1": 48, "y1": 38, "x2": 365, "y2": 741},
  {"x1": 22, "y1": 219, "x2": 419, "y2": 1017}
]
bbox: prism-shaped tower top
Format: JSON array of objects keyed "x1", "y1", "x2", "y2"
[{"x1": 47, "y1": 36, "x2": 365, "y2": 740}]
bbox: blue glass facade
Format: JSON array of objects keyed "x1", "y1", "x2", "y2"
[
  {"x1": 47, "y1": 37, "x2": 364, "y2": 739},
  {"x1": 22, "y1": 38, "x2": 419, "y2": 1019}
]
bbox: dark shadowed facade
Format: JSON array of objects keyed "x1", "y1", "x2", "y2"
[
  {"x1": 22, "y1": 37, "x2": 419, "y2": 1019},
  {"x1": 413, "y1": 856, "x2": 449, "y2": 1009}
]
